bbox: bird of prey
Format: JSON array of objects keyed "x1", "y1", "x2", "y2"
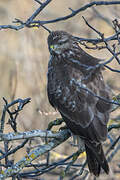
[{"x1": 47, "y1": 31, "x2": 111, "y2": 176}]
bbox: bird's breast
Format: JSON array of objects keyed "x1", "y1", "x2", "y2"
[{"x1": 47, "y1": 62, "x2": 83, "y2": 111}]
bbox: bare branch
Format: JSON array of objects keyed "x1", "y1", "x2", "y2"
[
  {"x1": 19, "y1": 150, "x2": 84, "y2": 178},
  {"x1": 1, "y1": 1, "x2": 120, "y2": 32},
  {"x1": 74, "y1": 31, "x2": 120, "y2": 44},
  {"x1": 0, "y1": 98, "x2": 31, "y2": 133},
  {"x1": 33, "y1": 1, "x2": 120, "y2": 25},
  {"x1": 107, "y1": 141, "x2": 120, "y2": 162},
  {"x1": 34, "y1": 0, "x2": 43, "y2": 5},
  {"x1": 81, "y1": 16, "x2": 120, "y2": 66},
  {"x1": 0, "y1": 96, "x2": 119, "y2": 179},
  {"x1": 0, "y1": 140, "x2": 28, "y2": 161},
  {"x1": 82, "y1": 16, "x2": 103, "y2": 37},
  {"x1": 25, "y1": 0, "x2": 52, "y2": 25},
  {"x1": 0, "y1": 24, "x2": 24, "y2": 31},
  {"x1": 106, "y1": 136, "x2": 120, "y2": 156},
  {"x1": 0, "y1": 129, "x2": 71, "y2": 179},
  {"x1": 103, "y1": 39, "x2": 120, "y2": 64},
  {"x1": 104, "y1": 64, "x2": 120, "y2": 73},
  {"x1": 91, "y1": 7, "x2": 113, "y2": 27},
  {"x1": 0, "y1": 129, "x2": 66, "y2": 142},
  {"x1": 0, "y1": 0, "x2": 52, "y2": 32},
  {"x1": 108, "y1": 124, "x2": 120, "y2": 132}
]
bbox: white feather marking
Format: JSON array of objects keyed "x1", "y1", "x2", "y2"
[{"x1": 69, "y1": 50, "x2": 74, "y2": 55}]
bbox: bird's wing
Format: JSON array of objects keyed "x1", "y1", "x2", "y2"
[{"x1": 55, "y1": 72, "x2": 111, "y2": 141}]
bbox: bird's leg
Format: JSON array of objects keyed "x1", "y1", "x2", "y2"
[
  {"x1": 46, "y1": 118, "x2": 64, "y2": 144},
  {"x1": 47, "y1": 118, "x2": 64, "y2": 130}
]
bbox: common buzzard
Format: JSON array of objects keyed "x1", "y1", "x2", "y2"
[{"x1": 47, "y1": 31, "x2": 111, "y2": 176}]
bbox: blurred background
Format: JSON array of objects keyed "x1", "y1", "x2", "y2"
[{"x1": 0, "y1": 0, "x2": 120, "y2": 179}]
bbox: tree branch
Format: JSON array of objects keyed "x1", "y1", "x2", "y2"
[
  {"x1": 0, "y1": 129, "x2": 71, "y2": 179},
  {"x1": 33, "y1": 1, "x2": 120, "y2": 25},
  {"x1": 0, "y1": 98, "x2": 31, "y2": 133},
  {"x1": 0, "y1": 129, "x2": 66, "y2": 141},
  {"x1": 25, "y1": 0, "x2": 52, "y2": 25},
  {"x1": 1, "y1": 1, "x2": 120, "y2": 32}
]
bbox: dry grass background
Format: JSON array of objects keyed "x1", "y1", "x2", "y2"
[{"x1": 0, "y1": 0, "x2": 120, "y2": 179}]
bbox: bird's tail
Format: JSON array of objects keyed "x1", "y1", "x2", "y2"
[{"x1": 85, "y1": 141, "x2": 109, "y2": 176}]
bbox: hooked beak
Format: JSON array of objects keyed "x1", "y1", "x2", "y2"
[
  {"x1": 49, "y1": 44, "x2": 59, "y2": 55},
  {"x1": 49, "y1": 45, "x2": 55, "y2": 54}
]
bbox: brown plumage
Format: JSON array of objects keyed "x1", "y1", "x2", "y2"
[{"x1": 47, "y1": 31, "x2": 111, "y2": 176}]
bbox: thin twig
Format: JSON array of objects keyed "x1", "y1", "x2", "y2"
[
  {"x1": 1, "y1": 1, "x2": 120, "y2": 33},
  {"x1": 0, "y1": 140, "x2": 28, "y2": 161},
  {"x1": 33, "y1": 1, "x2": 120, "y2": 25},
  {"x1": 107, "y1": 141, "x2": 120, "y2": 162},
  {"x1": 34, "y1": 0, "x2": 43, "y2": 5},
  {"x1": 0, "y1": 129, "x2": 71, "y2": 179},
  {"x1": 105, "y1": 136, "x2": 120, "y2": 156}
]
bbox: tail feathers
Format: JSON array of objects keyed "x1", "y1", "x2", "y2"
[
  {"x1": 85, "y1": 142, "x2": 109, "y2": 176},
  {"x1": 86, "y1": 145, "x2": 101, "y2": 176}
]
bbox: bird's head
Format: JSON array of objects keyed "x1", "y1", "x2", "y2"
[{"x1": 47, "y1": 31, "x2": 75, "y2": 55}]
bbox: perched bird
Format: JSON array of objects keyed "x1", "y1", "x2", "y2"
[{"x1": 47, "y1": 31, "x2": 111, "y2": 176}]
